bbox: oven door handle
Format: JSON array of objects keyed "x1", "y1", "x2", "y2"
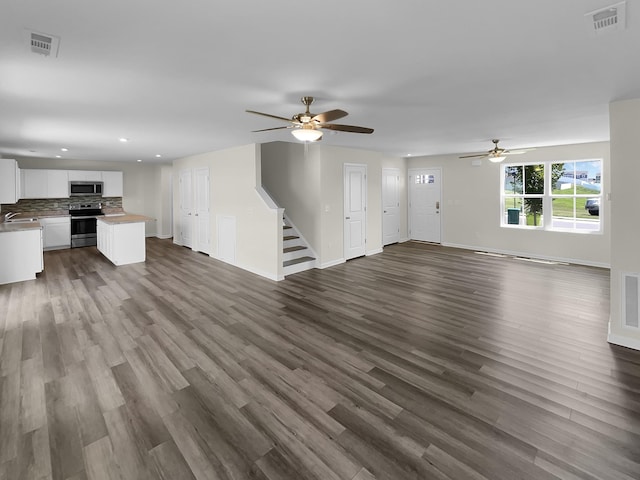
[{"x1": 71, "y1": 216, "x2": 101, "y2": 220}]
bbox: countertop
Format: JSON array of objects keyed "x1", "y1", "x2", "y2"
[
  {"x1": 0, "y1": 221, "x2": 41, "y2": 233},
  {"x1": 98, "y1": 214, "x2": 154, "y2": 224}
]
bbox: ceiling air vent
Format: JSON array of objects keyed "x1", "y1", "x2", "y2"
[
  {"x1": 585, "y1": 2, "x2": 626, "y2": 35},
  {"x1": 28, "y1": 30, "x2": 60, "y2": 57}
]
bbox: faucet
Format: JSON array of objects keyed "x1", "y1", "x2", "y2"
[{"x1": 4, "y1": 212, "x2": 17, "y2": 220}]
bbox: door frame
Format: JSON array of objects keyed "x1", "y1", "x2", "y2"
[
  {"x1": 408, "y1": 167, "x2": 442, "y2": 243},
  {"x1": 381, "y1": 167, "x2": 401, "y2": 246},
  {"x1": 343, "y1": 163, "x2": 367, "y2": 260}
]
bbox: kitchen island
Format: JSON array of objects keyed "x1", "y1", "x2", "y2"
[
  {"x1": 0, "y1": 220, "x2": 43, "y2": 285},
  {"x1": 97, "y1": 214, "x2": 154, "y2": 266}
]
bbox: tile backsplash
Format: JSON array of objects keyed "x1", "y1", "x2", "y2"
[{"x1": 1, "y1": 196, "x2": 122, "y2": 213}]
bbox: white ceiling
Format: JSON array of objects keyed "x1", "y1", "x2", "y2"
[{"x1": 1, "y1": 1, "x2": 638, "y2": 164}]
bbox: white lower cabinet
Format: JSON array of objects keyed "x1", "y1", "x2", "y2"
[
  {"x1": 97, "y1": 219, "x2": 145, "y2": 266},
  {"x1": 0, "y1": 227, "x2": 43, "y2": 285},
  {"x1": 41, "y1": 217, "x2": 71, "y2": 250}
]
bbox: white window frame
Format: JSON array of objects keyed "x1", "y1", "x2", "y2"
[
  {"x1": 501, "y1": 159, "x2": 603, "y2": 234},
  {"x1": 501, "y1": 163, "x2": 546, "y2": 230}
]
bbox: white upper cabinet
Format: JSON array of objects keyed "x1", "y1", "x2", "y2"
[
  {"x1": 102, "y1": 171, "x2": 123, "y2": 197},
  {"x1": 0, "y1": 159, "x2": 20, "y2": 204},
  {"x1": 68, "y1": 170, "x2": 103, "y2": 182},
  {"x1": 18, "y1": 169, "x2": 123, "y2": 199},
  {"x1": 21, "y1": 169, "x2": 48, "y2": 199},
  {"x1": 21, "y1": 169, "x2": 70, "y2": 199},
  {"x1": 47, "y1": 170, "x2": 69, "y2": 198}
]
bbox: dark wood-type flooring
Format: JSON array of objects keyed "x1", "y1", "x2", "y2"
[{"x1": 1, "y1": 239, "x2": 639, "y2": 480}]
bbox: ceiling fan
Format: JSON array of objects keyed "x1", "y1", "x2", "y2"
[
  {"x1": 459, "y1": 139, "x2": 532, "y2": 163},
  {"x1": 246, "y1": 96, "x2": 374, "y2": 142}
]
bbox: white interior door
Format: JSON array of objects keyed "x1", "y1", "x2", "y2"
[
  {"x1": 382, "y1": 168, "x2": 400, "y2": 246},
  {"x1": 344, "y1": 164, "x2": 367, "y2": 260},
  {"x1": 194, "y1": 167, "x2": 211, "y2": 254},
  {"x1": 409, "y1": 168, "x2": 441, "y2": 243},
  {"x1": 179, "y1": 169, "x2": 193, "y2": 248}
]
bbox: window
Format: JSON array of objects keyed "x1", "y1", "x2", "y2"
[
  {"x1": 501, "y1": 159, "x2": 602, "y2": 233},
  {"x1": 503, "y1": 164, "x2": 545, "y2": 227},
  {"x1": 415, "y1": 174, "x2": 435, "y2": 184}
]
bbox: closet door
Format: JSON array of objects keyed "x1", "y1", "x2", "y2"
[{"x1": 193, "y1": 167, "x2": 211, "y2": 254}]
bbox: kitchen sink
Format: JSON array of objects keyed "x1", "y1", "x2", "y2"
[{"x1": 7, "y1": 218, "x2": 38, "y2": 223}]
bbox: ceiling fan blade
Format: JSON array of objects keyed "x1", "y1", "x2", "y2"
[
  {"x1": 320, "y1": 123, "x2": 374, "y2": 134},
  {"x1": 459, "y1": 153, "x2": 488, "y2": 158},
  {"x1": 246, "y1": 110, "x2": 296, "y2": 123},
  {"x1": 312, "y1": 109, "x2": 348, "y2": 123},
  {"x1": 503, "y1": 148, "x2": 534, "y2": 155},
  {"x1": 251, "y1": 126, "x2": 292, "y2": 133}
]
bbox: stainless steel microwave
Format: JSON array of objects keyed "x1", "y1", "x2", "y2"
[{"x1": 69, "y1": 181, "x2": 103, "y2": 196}]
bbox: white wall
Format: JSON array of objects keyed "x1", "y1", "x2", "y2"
[
  {"x1": 156, "y1": 165, "x2": 173, "y2": 238},
  {"x1": 173, "y1": 144, "x2": 282, "y2": 280},
  {"x1": 318, "y1": 145, "x2": 407, "y2": 266},
  {"x1": 261, "y1": 142, "x2": 322, "y2": 253},
  {"x1": 609, "y1": 99, "x2": 640, "y2": 350},
  {"x1": 261, "y1": 141, "x2": 407, "y2": 268},
  {"x1": 408, "y1": 141, "x2": 611, "y2": 267},
  {"x1": 13, "y1": 157, "x2": 166, "y2": 237}
]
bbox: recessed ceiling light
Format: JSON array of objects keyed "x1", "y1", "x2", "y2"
[
  {"x1": 55, "y1": 155, "x2": 61, "y2": 158},
  {"x1": 119, "y1": 138, "x2": 129, "y2": 143},
  {"x1": 137, "y1": 159, "x2": 142, "y2": 162},
  {"x1": 155, "y1": 154, "x2": 161, "y2": 158},
  {"x1": 61, "y1": 147, "x2": 68, "y2": 152}
]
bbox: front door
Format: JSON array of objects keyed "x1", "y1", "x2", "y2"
[
  {"x1": 409, "y1": 168, "x2": 441, "y2": 243},
  {"x1": 382, "y1": 168, "x2": 400, "y2": 245},
  {"x1": 344, "y1": 164, "x2": 367, "y2": 260}
]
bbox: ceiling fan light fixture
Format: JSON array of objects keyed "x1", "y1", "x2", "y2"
[
  {"x1": 291, "y1": 127, "x2": 322, "y2": 142},
  {"x1": 489, "y1": 155, "x2": 506, "y2": 163}
]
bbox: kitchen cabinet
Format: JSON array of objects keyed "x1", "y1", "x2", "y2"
[
  {"x1": 41, "y1": 217, "x2": 71, "y2": 250},
  {"x1": 97, "y1": 217, "x2": 146, "y2": 265},
  {"x1": 47, "y1": 170, "x2": 69, "y2": 198},
  {"x1": 68, "y1": 170, "x2": 102, "y2": 182},
  {"x1": 0, "y1": 159, "x2": 20, "y2": 204},
  {"x1": 102, "y1": 171, "x2": 123, "y2": 197},
  {"x1": 21, "y1": 169, "x2": 69, "y2": 199},
  {"x1": 17, "y1": 168, "x2": 122, "y2": 199},
  {"x1": 0, "y1": 224, "x2": 43, "y2": 285},
  {"x1": 21, "y1": 169, "x2": 48, "y2": 199}
]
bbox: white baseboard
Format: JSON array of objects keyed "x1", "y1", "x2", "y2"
[
  {"x1": 320, "y1": 258, "x2": 345, "y2": 269},
  {"x1": 155, "y1": 234, "x2": 172, "y2": 240},
  {"x1": 399, "y1": 237, "x2": 410, "y2": 243},
  {"x1": 366, "y1": 248, "x2": 383, "y2": 256},
  {"x1": 442, "y1": 242, "x2": 610, "y2": 269},
  {"x1": 212, "y1": 255, "x2": 283, "y2": 282},
  {"x1": 608, "y1": 332, "x2": 640, "y2": 351}
]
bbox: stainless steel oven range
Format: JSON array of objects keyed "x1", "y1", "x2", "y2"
[{"x1": 69, "y1": 203, "x2": 104, "y2": 248}]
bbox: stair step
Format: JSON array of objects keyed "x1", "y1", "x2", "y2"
[
  {"x1": 283, "y1": 256, "x2": 315, "y2": 267},
  {"x1": 283, "y1": 225, "x2": 292, "y2": 230},
  {"x1": 284, "y1": 245, "x2": 307, "y2": 253},
  {"x1": 283, "y1": 235, "x2": 299, "y2": 241}
]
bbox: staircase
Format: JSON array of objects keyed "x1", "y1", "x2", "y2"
[{"x1": 282, "y1": 215, "x2": 316, "y2": 276}]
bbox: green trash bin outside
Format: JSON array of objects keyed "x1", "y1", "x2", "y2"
[{"x1": 507, "y1": 208, "x2": 520, "y2": 225}]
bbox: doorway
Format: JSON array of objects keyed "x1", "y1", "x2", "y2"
[
  {"x1": 382, "y1": 168, "x2": 400, "y2": 245},
  {"x1": 344, "y1": 164, "x2": 367, "y2": 260},
  {"x1": 409, "y1": 168, "x2": 441, "y2": 243}
]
